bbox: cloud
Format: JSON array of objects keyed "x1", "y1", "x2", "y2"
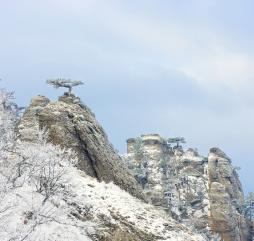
[
  {"x1": 3, "y1": 0, "x2": 254, "y2": 94},
  {"x1": 72, "y1": 0, "x2": 254, "y2": 94},
  {"x1": 181, "y1": 50, "x2": 254, "y2": 92}
]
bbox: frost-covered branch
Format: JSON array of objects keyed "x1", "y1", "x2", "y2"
[
  {"x1": 46, "y1": 78, "x2": 84, "y2": 95},
  {"x1": 0, "y1": 89, "x2": 18, "y2": 152},
  {"x1": 9, "y1": 127, "x2": 78, "y2": 203}
]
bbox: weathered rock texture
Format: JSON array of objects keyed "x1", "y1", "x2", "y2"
[
  {"x1": 124, "y1": 134, "x2": 252, "y2": 241},
  {"x1": 127, "y1": 134, "x2": 169, "y2": 206},
  {"x1": 18, "y1": 94, "x2": 144, "y2": 199},
  {"x1": 208, "y1": 148, "x2": 251, "y2": 241}
]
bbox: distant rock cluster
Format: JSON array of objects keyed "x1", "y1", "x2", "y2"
[{"x1": 123, "y1": 134, "x2": 252, "y2": 241}]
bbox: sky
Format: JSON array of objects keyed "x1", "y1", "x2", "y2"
[{"x1": 0, "y1": 0, "x2": 253, "y2": 193}]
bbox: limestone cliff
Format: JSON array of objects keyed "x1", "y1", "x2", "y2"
[
  {"x1": 18, "y1": 94, "x2": 144, "y2": 200},
  {"x1": 208, "y1": 148, "x2": 250, "y2": 241},
  {"x1": 124, "y1": 134, "x2": 252, "y2": 241}
]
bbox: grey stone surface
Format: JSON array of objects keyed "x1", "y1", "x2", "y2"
[
  {"x1": 124, "y1": 135, "x2": 252, "y2": 241},
  {"x1": 18, "y1": 93, "x2": 144, "y2": 200},
  {"x1": 208, "y1": 147, "x2": 251, "y2": 241}
]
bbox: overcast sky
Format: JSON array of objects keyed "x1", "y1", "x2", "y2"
[{"x1": 0, "y1": 0, "x2": 253, "y2": 193}]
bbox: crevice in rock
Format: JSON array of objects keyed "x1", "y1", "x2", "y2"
[{"x1": 72, "y1": 124, "x2": 100, "y2": 181}]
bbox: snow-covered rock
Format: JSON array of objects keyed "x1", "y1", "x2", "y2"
[{"x1": 124, "y1": 134, "x2": 252, "y2": 240}]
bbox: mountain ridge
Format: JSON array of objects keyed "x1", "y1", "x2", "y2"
[{"x1": 0, "y1": 89, "x2": 252, "y2": 241}]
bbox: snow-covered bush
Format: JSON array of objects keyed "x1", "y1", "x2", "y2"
[
  {"x1": 0, "y1": 88, "x2": 19, "y2": 203},
  {"x1": 1, "y1": 125, "x2": 77, "y2": 205},
  {"x1": 14, "y1": 129, "x2": 78, "y2": 203},
  {"x1": 0, "y1": 87, "x2": 78, "y2": 202},
  {"x1": 0, "y1": 89, "x2": 82, "y2": 240},
  {"x1": 0, "y1": 89, "x2": 17, "y2": 154}
]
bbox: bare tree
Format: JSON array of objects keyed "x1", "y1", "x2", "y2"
[
  {"x1": 10, "y1": 127, "x2": 78, "y2": 204},
  {"x1": 46, "y1": 78, "x2": 84, "y2": 95},
  {"x1": 0, "y1": 86, "x2": 82, "y2": 241},
  {"x1": 0, "y1": 88, "x2": 18, "y2": 155}
]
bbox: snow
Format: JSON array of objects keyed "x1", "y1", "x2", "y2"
[
  {"x1": 0, "y1": 164, "x2": 205, "y2": 241},
  {"x1": 61, "y1": 167, "x2": 205, "y2": 241}
]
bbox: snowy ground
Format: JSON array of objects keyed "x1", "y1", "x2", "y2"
[{"x1": 0, "y1": 163, "x2": 206, "y2": 241}]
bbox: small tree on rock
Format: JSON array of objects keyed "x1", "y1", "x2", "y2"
[
  {"x1": 47, "y1": 78, "x2": 84, "y2": 95},
  {"x1": 167, "y1": 137, "x2": 186, "y2": 148}
]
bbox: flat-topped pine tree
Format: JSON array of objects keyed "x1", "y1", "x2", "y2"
[{"x1": 47, "y1": 78, "x2": 84, "y2": 95}]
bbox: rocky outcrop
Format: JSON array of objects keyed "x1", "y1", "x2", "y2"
[
  {"x1": 124, "y1": 134, "x2": 252, "y2": 241},
  {"x1": 126, "y1": 134, "x2": 168, "y2": 206},
  {"x1": 17, "y1": 93, "x2": 252, "y2": 240},
  {"x1": 18, "y1": 94, "x2": 144, "y2": 200},
  {"x1": 124, "y1": 134, "x2": 214, "y2": 238},
  {"x1": 208, "y1": 148, "x2": 251, "y2": 241}
]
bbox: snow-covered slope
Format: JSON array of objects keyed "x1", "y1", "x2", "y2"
[{"x1": 0, "y1": 165, "x2": 205, "y2": 241}]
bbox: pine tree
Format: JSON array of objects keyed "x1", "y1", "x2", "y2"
[
  {"x1": 47, "y1": 78, "x2": 84, "y2": 95},
  {"x1": 167, "y1": 137, "x2": 186, "y2": 148}
]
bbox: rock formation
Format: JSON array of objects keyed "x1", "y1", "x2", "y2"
[
  {"x1": 127, "y1": 134, "x2": 168, "y2": 206},
  {"x1": 18, "y1": 93, "x2": 144, "y2": 200},
  {"x1": 124, "y1": 134, "x2": 252, "y2": 241},
  {"x1": 208, "y1": 148, "x2": 251, "y2": 241},
  {"x1": 0, "y1": 92, "x2": 207, "y2": 241},
  {"x1": 16, "y1": 93, "x2": 253, "y2": 240}
]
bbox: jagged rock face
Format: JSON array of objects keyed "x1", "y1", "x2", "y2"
[
  {"x1": 124, "y1": 135, "x2": 215, "y2": 239},
  {"x1": 18, "y1": 94, "x2": 144, "y2": 200},
  {"x1": 208, "y1": 148, "x2": 251, "y2": 241},
  {"x1": 164, "y1": 149, "x2": 212, "y2": 236},
  {"x1": 124, "y1": 135, "x2": 252, "y2": 241},
  {"x1": 127, "y1": 134, "x2": 169, "y2": 206}
]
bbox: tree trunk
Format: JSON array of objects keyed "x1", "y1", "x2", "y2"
[{"x1": 68, "y1": 86, "x2": 72, "y2": 95}]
